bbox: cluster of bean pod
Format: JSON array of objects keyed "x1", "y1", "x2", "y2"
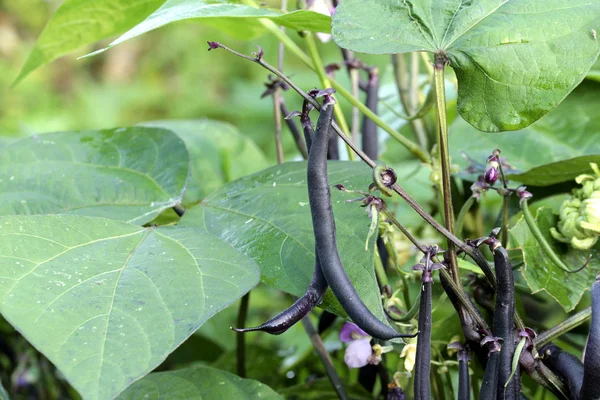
[
  {"x1": 233, "y1": 87, "x2": 600, "y2": 400},
  {"x1": 538, "y1": 274, "x2": 600, "y2": 400},
  {"x1": 234, "y1": 89, "x2": 414, "y2": 340},
  {"x1": 450, "y1": 238, "x2": 600, "y2": 400}
]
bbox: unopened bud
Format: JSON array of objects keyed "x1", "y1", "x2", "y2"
[{"x1": 484, "y1": 166, "x2": 499, "y2": 185}]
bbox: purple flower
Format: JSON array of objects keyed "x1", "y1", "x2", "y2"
[
  {"x1": 344, "y1": 338, "x2": 373, "y2": 368},
  {"x1": 340, "y1": 322, "x2": 369, "y2": 342},
  {"x1": 340, "y1": 322, "x2": 372, "y2": 368}
]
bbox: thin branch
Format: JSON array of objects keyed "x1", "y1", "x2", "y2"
[
  {"x1": 535, "y1": 307, "x2": 592, "y2": 348},
  {"x1": 301, "y1": 317, "x2": 349, "y2": 400},
  {"x1": 236, "y1": 293, "x2": 250, "y2": 378}
]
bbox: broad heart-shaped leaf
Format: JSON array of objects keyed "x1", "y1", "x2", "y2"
[
  {"x1": 179, "y1": 161, "x2": 387, "y2": 321},
  {"x1": 0, "y1": 127, "x2": 189, "y2": 225},
  {"x1": 14, "y1": 0, "x2": 164, "y2": 85},
  {"x1": 450, "y1": 80, "x2": 600, "y2": 186},
  {"x1": 509, "y1": 207, "x2": 598, "y2": 311},
  {"x1": 116, "y1": 366, "x2": 282, "y2": 400},
  {"x1": 0, "y1": 215, "x2": 259, "y2": 400},
  {"x1": 140, "y1": 120, "x2": 269, "y2": 206},
  {"x1": 332, "y1": 0, "x2": 600, "y2": 132},
  {"x1": 90, "y1": 0, "x2": 332, "y2": 55}
]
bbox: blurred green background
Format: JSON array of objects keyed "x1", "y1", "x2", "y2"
[{"x1": 0, "y1": 0, "x2": 392, "y2": 160}]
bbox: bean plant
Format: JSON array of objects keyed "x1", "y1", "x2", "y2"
[{"x1": 2, "y1": 1, "x2": 600, "y2": 399}]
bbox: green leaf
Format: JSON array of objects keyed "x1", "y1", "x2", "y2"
[
  {"x1": 14, "y1": 0, "x2": 165, "y2": 85},
  {"x1": 140, "y1": 120, "x2": 269, "y2": 205},
  {"x1": 332, "y1": 0, "x2": 600, "y2": 132},
  {"x1": 91, "y1": 0, "x2": 331, "y2": 55},
  {"x1": 588, "y1": 56, "x2": 600, "y2": 82},
  {"x1": 179, "y1": 161, "x2": 387, "y2": 321},
  {"x1": 509, "y1": 207, "x2": 598, "y2": 311},
  {"x1": 278, "y1": 379, "x2": 373, "y2": 400},
  {"x1": 211, "y1": 344, "x2": 285, "y2": 389},
  {"x1": 0, "y1": 215, "x2": 259, "y2": 400},
  {"x1": 116, "y1": 366, "x2": 282, "y2": 400},
  {"x1": 0, "y1": 127, "x2": 189, "y2": 225},
  {"x1": 450, "y1": 81, "x2": 600, "y2": 186}
]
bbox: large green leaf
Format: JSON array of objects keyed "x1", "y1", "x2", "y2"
[
  {"x1": 0, "y1": 215, "x2": 259, "y2": 400},
  {"x1": 450, "y1": 81, "x2": 600, "y2": 186},
  {"x1": 90, "y1": 0, "x2": 331, "y2": 55},
  {"x1": 0, "y1": 127, "x2": 189, "y2": 225},
  {"x1": 116, "y1": 366, "x2": 282, "y2": 400},
  {"x1": 14, "y1": 0, "x2": 165, "y2": 85},
  {"x1": 140, "y1": 120, "x2": 269, "y2": 205},
  {"x1": 332, "y1": 0, "x2": 600, "y2": 132},
  {"x1": 509, "y1": 207, "x2": 598, "y2": 311},
  {"x1": 179, "y1": 161, "x2": 387, "y2": 321}
]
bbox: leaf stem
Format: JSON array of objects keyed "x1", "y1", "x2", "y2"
[
  {"x1": 391, "y1": 53, "x2": 429, "y2": 149},
  {"x1": 236, "y1": 293, "x2": 250, "y2": 378},
  {"x1": 535, "y1": 307, "x2": 592, "y2": 348},
  {"x1": 374, "y1": 248, "x2": 390, "y2": 287},
  {"x1": 433, "y1": 53, "x2": 460, "y2": 286}
]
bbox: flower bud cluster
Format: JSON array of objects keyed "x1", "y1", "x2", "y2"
[{"x1": 550, "y1": 163, "x2": 600, "y2": 249}]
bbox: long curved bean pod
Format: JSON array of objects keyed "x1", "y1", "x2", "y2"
[
  {"x1": 458, "y1": 347, "x2": 471, "y2": 400},
  {"x1": 413, "y1": 278, "x2": 432, "y2": 400},
  {"x1": 581, "y1": 275, "x2": 600, "y2": 400},
  {"x1": 233, "y1": 251, "x2": 327, "y2": 334},
  {"x1": 361, "y1": 68, "x2": 379, "y2": 160},
  {"x1": 540, "y1": 343, "x2": 583, "y2": 400},
  {"x1": 307, "y1": 89, "x2": 414, "y2": 340},
  {"x1": 493, "y1": 245, "x2": 518, "y2": 400},
  {"x1": 480, "y1": 348, "x2": 500, "y2": 400}
]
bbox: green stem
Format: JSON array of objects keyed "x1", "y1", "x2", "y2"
[
  {"x1": 383, "y1": 236, "x2": 412, "y2": 309},
  {"x1": 433, "y1": 53, "x2": 460, "y2": 286},
  {"x1": 304, "y1": 33, "x2": 354, "y2": 160},
  {"x1": 521, "y1": 199, "x2": 588, "y2": 273},
  {"x1": 386, "y1": 292, "x2": 421, "y2": 323},
  {"x1": 535, "y1": 307, "x2": 592, "y2": 348},
  {"x1": 455, "y1": 197, "x2": 475, "y2": 238},
  {"x1": 379, "y1": 84, "x2": 434, "y2": 121},
  {"x1": 391, "y1": 53, "x2": 430, "y2": 150},
  {"x1": 236, "y1": 293, "x2": 250, "y2": 378},
  {"x1": 501, "y1": 193, "x2": 509, "y2": 248},
  {"x1": 374, "y1": 248, "x2": 390, "y2": 287},
  {"x1": 497, "y1": 162, "x2": 510, "y2": 248},
  {"x1": 246, "y1": 10, "x2": 430, "y2": 163},
  {"x1": 350, "y1": 68, "x2": 360, "y2": 144}
]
